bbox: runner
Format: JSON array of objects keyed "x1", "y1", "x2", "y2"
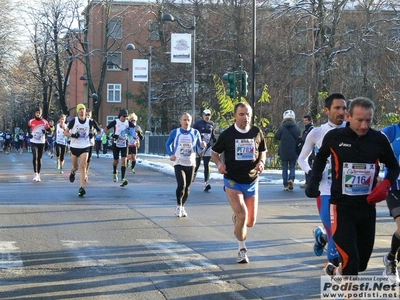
[
  {"x1": 104, "y1": 109, "x2": 136, "y2": 187},
  {"x1": 165, "y1": 112, "x2": 206, "y2": 218},
  {"x1": 192, "y1": 109, "x2": 217, "y2": 192},
  {"x1": 298, "y1": 93, "x2": 347, "y2": 266},
  {"x1": 64, "y1": 104, "x2": 98, "y2": 197},
  {"x1": 54, "y1": 114, "x2": 68, "y2": 174},
  {"x1": 211, "y1": 102, "x2": 267, "y2": 263},
  {"x1": 306, "y1": 97, "x2": 399, "y2": 276},
  {"x1": 84, "y1": 109, "x2": 101, "y2": 182},
  {"x1": 380, "y1": 119, "x2": 400, "y2": 284},
  {"x1": 27, "y1": 106, "x2": 51, "y2": 182},
  {"x1": 127, "y1": 113, "x2": 144, "y2": 174}
]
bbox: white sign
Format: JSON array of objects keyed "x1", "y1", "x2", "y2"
[
  {"x1": 321, "y1": 275, "x2": 399, "y2": 299},
  {"x1": 132, "y1": 59, "x2": 149, "y2": 82},
  {"x1": 171, "y1": 33, "x2": 191, "y2": 63}
]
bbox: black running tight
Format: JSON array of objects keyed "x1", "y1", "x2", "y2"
[
  {"x1": 174, "y1": 164, "x2": 195, "y2": 206},
  {"x1": 31, "y1": 143, "x2": 45, "y2": 173},
  {"x1": 55, "y1": 143, "x2": 66, "y2": 163}
]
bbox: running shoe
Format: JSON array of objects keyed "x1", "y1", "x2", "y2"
[
  {"x1": 323, "y1": 262, "x2": 337, "y2": 277},
  {"x1": 175, "y1": 206, "x2": 183, "y2": 218},
  {"x1": 33, "y1": 173, "x2": 38, "y2": 182},
  {"x1": 288, "y1": 180, "x2": 294, "y2": 190},
  {"x1": 383, "y1": 254, "x2": 400, "y2": 285},
  {"x1": 181, "y1": 206, "x2": 187, "y2": 217},
  {"x1": 313, "y1": 226, "x2": 326, "y2": 256},
  {"x1": 78, "y1": 187, "x2": 86, "y2": 197},
  {"x1": 131, "y1": 168, "x2": 135, "y2": 174},
  {"x1": 120, "y1": 178, "x2": 128, "y2": 187},
  {"x1": 283, "y1": 186, "x2": 289, "y2": 191},
  {"x1": 36, "y1": 173, "x2": 41, "y2": 182},
  {"x1": 60, "y1": 168, "x2": 63, "y2": 174},
  {"x1": 69, "y1": 172, "x2": 75, "y2": 183},
  {"x1": 237, "y1": 248, "x2": 249, "y2": 263},
  {"x1": 204, "y1": 183, "x2": 211, "y2": 192},
  {"x1": 113, "y1": 172, "x2": 118, "y2": 182}
]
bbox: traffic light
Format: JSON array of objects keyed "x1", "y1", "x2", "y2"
[
  {"x1": 240, "y1": 71, "x2": 248, "y2": 97},
  {"x1": 222, "y1": 72, "x2": 237, "y2": 98}
]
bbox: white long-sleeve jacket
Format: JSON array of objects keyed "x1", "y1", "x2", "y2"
[{"x1": 298, "y1": 120, "x2": 346, "y2": 195}]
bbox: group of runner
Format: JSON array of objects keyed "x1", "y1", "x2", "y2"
[{"x1": 27, "y1": 104, "x2": 143, "y2": 197}]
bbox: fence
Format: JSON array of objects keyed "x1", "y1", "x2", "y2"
[{"x1": 140, "y1": 133, "x2": 283, "y2": 170}]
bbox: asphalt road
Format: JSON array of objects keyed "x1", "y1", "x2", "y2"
[{"x1": 0, "y1": 149, "x2": 396, "y2": 299}]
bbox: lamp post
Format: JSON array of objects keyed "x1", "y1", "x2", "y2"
[
  {"x1": 162, "y1": 13, "x2": 196, "y2": 121},
  {"x1": 125, "y1": 43, "x2": 152, "y2": 132}
]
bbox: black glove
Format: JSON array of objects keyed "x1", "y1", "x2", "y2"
[
  {"x1": 42, "y1": 129, "x2": 46, "y2": 134},
  {"x1": 305, "y1": 179, "x2": 320, "y2": 198},
  {"x1": 88, "y1": 133, "x2": 94, "y2": 139},
  {"x1": 71, "y1": 133, "x2": 80, "y2": 138},
  {"x1": 113, "y1": 134, "x2": 119, "y2": 140}
]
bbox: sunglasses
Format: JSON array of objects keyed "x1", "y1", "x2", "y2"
[
  {"x1": 204, "y1": 114, "x2": 211, "y2": 116},
  {"x1": 122, "y1": 115, "x2": 128, "y2": 117}
]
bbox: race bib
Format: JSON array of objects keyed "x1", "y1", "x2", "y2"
[
  {"x1": 179, "y1": 143, "x2": 192, "y2": 156},
  {"x1": 342, "y1": 162, "x2": 375, "y2": 196},
  {"x1": 235, "y1": 138, "x2": 255, "y2": 161}
]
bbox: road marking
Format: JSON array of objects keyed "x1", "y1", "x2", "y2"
[
  {"x1": 0, "y1": 241, "x2": 23, "y2": 269},
  {"x1": 61, "y1": 240, "x2": 110, "y2": 267}
]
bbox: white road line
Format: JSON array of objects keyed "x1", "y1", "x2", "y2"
[
  {"x1": 61, "y1": 240, "x2": 109, "y2": 267},
  {"x1": 138, "y1": 238, "x2": 249, "y2": 300},
  {"x1": 0, "y1": 241, "x2": 23, "y2": 269}
]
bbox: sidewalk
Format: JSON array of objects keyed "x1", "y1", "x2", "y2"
[{"x1": 136, "y1": 153, "x2": 307, "y2": 186}]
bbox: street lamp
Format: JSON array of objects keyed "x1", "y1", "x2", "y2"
[
  {"x1": 162, "y1": 13, "x2": 196, "y2": 121},
  {"x1": 125, "y1": 43, "x2": 153, "y2": 132}
]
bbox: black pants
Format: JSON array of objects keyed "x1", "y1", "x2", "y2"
[
  {"x1": 31, "y1": 143, "x2": 45, "y2": 173},
  {"x1": 332, "y1": 203, "x2": 376, "y2": 275},
  {"x1": 195, "y1": 156, "x2": 211, "y2": 182},
  {"x1": 55, "y1": 143, "x2": 66, "y2": 163},
  {"x1": 174, "y1": 165, "x2": 195, "y2": 206}
]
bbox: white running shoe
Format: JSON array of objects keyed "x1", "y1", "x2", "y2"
[
  {"x1": 36, "y1": 174, "x2": 41, "y2": 182},
  {"x1": 174, "y1": 206, "x2": 183, "y2": 218},
  {"x1": 383, "y1": 254, "x2": 400, "y2": 285},
  {"x1": 181, "y1": 206, "x2": 187, "y2": 217},
  {"x1": 33, "y1": 173, "x2": 38, "y2": 182},
  {"x1": 237, "y1": 248, "x2": 249, "y2": 263}
]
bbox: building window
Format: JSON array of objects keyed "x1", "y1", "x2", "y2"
[
  {"x1": 149, "y1": 20, "x2": 159, "y2": 41},
  {"x1": 109, "y1": 19, "x2": 122, "y2": 39},
  {"x1": 291, "y1": 57, "x2": 307, "y2": 76},
  {"x1": 107, "y1": 52, "x2": 122, "y2": 70},
  {"x1": 292, "y1": 87, "x2": 307, "y2": 106},
  {"x1": 107, "y1": 84, "x2": 122, "y2": 102},
  {"x1": 106, "y1": 116, "x2": 118, "y2": 129}
]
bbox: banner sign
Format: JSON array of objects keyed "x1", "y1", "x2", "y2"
[
  {"x1": 171, "y1": 33, "x2": 191, "y2": 63},
  {"x1": 132, "y1": 59, "x2": 149, "y2": 82}
]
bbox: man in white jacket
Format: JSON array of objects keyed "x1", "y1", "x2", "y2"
[{"x1": 298, "y1": 93, "x2": 347, "y2": 267}]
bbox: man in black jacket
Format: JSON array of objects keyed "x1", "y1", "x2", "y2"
[{"x1": 306, "y1": 97, "x2": 399, "y2": 276}]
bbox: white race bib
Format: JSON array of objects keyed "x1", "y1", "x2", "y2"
[{"x1": 342, "y1": 162, "x2": 375, "y2": 196}]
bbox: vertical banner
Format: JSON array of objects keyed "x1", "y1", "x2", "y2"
[
  {"x1": 132, "y1": 59, "x2": 149, "y2": 82},
  {"x1": 171, "y1": 33, "x2": 191, "y2": 63}
]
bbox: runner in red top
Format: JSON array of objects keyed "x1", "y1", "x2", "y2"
[{"x1": 27, "y1": 106, "x2": 51, "y2": 182}]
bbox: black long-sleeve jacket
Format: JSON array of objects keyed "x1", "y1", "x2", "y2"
[{"x1": 311, "y1": 124, "x2": 399, "y2": 207}]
